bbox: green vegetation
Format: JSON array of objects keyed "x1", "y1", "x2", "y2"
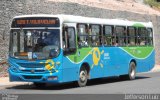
[
  {"x1": 144, "y1": 0, "x2": 160, "y2": 9},
  {"x1": 0, "y1": 67, "x2": 2, "y2": 72}
]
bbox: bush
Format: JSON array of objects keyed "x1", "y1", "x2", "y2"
[{"x1": 144, "y1": 0, "x2": 160, "y2": 8}]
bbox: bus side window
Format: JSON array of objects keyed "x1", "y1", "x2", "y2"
[
  {"x1": 127, "y1": 27, "x2": 136, "y2": 46},
  {"x1": 138, "y1": 28, "x2": 147, "y2": 46},
  {"x1": 103, "y1": 25, "x2": 113, "y2": 46},
  {"x1": 63, "y1": 26, "x2": 76, "y2": 55},
  {"x1": 90, "y1": 24, "x2": 101, "y2": 47},
  {"x1": 114, "y1": 26, "x2": 126, "y2": 46},
  {"x1": 147, "y1": 28, "x2": 153, "y2": 46},
  {"x1": 77, "y1": 24, "x2": 89, "y2": 47}
]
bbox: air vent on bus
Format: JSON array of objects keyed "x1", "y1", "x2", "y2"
[
  {"x1": 23, "y1": 75, "x2": 42, "y2": 79},
  {"x1": 18, "y1": 63, "x2": 45, "y2": 68}
]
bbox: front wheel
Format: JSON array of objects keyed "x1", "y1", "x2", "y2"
[{"x1": 77, "y1": 67, "x2": 88, "y2": 87}]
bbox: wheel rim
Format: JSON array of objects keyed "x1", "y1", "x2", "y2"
[
  {"x1": 80, "y1": 71, "x2": 86, "y2": 82},
  {"x1": 130, "y1": 67, "x2": 135, "y2": 78}
]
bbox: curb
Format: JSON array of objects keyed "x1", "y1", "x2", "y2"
[
  {"x1": 151, "y1": 65, "x2": 160, "y2": 72},
  {"x1": 0, "y1": 77, "x2": 29, "y2": 87}
]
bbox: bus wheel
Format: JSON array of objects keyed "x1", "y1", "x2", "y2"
[
  {"x1": 77, "y1": 67, "x2": 88, "y2": 87},
  {"x1": 129, "y1": 62, "x2": 136, "y2": 80},
  {"x1": 33, "y1": 82, "x2": 46, "y2": 88},
  {"x1": 120, "y1": 62, "x2": 136, "y2": 80}
]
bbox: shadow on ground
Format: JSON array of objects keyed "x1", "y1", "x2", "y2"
[{"x1": 6, "y1": 76, "x2": 150, "y2": 90}]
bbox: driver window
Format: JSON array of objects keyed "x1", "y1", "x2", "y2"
[
  {"x1": 12, "y1": 32, "x2": 18, "y2": 53},
  {"x1": 68, "y1": 28, "x2": 76, "y2": 48}
]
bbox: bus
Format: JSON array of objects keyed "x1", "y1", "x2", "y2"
[{"x1": 8, "y1": 14, "x2": 155, "y2": 87}]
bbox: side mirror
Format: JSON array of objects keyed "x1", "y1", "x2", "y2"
[{"x1": 49, "y1": 49, "x2": 58, "y2": 58}]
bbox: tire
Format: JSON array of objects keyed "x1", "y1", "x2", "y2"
[
  {"x1": 33, "y1": 82, "x2": 46, "y2": 88},
  {"x1": 128, "y1": 62, "x2": 136, "y2": 80},
  {"x1": 120, "y1": 62, "x2": 136, "y2": 80},
  {"x1": 77, "y1": 67, "x2": 88, "y2": 87}
]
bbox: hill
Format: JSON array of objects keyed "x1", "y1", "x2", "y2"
[{"x1": 48, "y1": 0, "x2": 160, "y2": 15}]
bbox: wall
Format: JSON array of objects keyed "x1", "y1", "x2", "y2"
[{"x1": 0, "y1": 0, "x2": 160, "y2": 65}]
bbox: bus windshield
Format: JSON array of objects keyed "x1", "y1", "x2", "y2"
[{"x1": 9, "y1": 29, "x2": 60, "y2": 60}]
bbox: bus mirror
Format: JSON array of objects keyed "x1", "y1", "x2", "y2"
[{"x1": 49, "y1": 49, "x2": 58, "y2": 58}]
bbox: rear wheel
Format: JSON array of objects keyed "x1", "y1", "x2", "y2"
[
  {"x1": 77, "y1": 67, "x2": 88, "y2": 87},
  {"x1": 128, "y1": 62, "x2": 136, "y2": 80},
  {"x1": 120, "y1": 62, "x2": 136, "y2": 80}
]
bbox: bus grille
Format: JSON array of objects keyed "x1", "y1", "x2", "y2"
[
  {"x1": 21, "y1": 70, "x2": 46, "y2": 73},
  {"x1": 23, "y1": 75, "x2": 42, "y2": 79},
  {"x1": 18, "y1": 63, "x2": 45, "y2": 68}
]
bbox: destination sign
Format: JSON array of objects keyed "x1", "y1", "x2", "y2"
[{"x1": 11, "y1": 17, "x2": 60, "y2": 28}]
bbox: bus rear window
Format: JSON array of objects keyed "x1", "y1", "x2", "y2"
[{"x1": 11, "y1": 17, "x2": 60, "y2": 28}]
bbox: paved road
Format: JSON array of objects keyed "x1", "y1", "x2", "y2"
[{"x1": 0, "y1": 72, "x2": 160, "y2": 94}]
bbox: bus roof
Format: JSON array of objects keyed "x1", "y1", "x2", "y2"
[{"x1": 13, "y1": 14, "x2": 153, "y2": 28}]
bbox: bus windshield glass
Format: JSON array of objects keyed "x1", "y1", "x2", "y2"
[{"x1": 9, "y1": 29, "x2": 60, "y2": 60}]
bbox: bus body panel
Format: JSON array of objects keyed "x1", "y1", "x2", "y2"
[
  {"x1": 61, "y1": 46, "x2": 155, "y2": 82},
  {"x1": 8, "y1": 47, "x2": 155, "y2": 83}
]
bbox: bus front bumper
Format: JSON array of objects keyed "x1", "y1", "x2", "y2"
[{"x1": 8, "y1": 69, "x2": 61, "y2": 84}]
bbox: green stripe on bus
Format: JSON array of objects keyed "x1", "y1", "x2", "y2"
[
  {"x1": 122, "y1": 47, "x2": 154, "y2": 59},
  {"x1": 132, "y1": 23, "x2": 145, "y2": 28},
  {"x1": 67, "y1": 46, "x2": 154, "y2": 63},
  {"x1": 67, "y1": 47, "x2": 92, "y2": 63}
]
